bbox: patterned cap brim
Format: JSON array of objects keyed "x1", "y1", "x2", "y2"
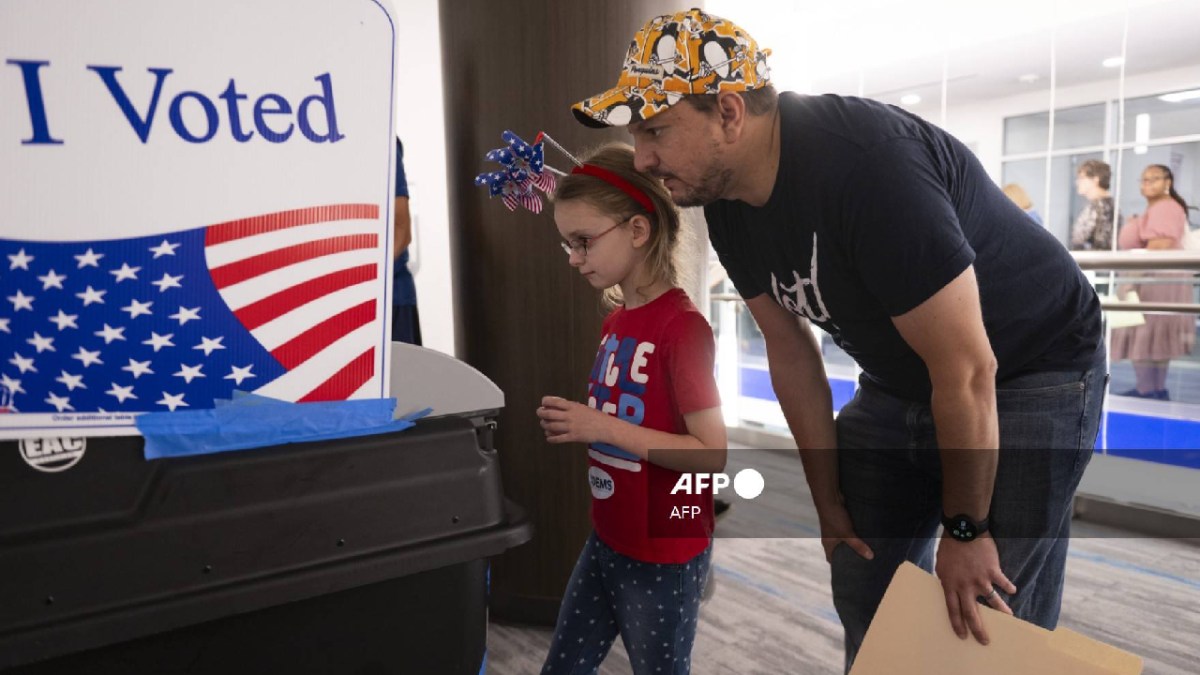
[{"x1": 572, "y1": 85, "x2": 681, "y2": 129}]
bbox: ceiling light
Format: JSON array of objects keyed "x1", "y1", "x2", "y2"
[
  {"x1": 900, "y1": 93, "x2": 921, "y2": 105},
  {"x1": 1017, "y1": 73, "x2": 1040, "y2": 84},
  {"x1": 1159, "y1": 88, "x2": 1200, "y2": 103},
  {"x1": 1102, "y1": 56, "x2": 1124, "y2": 68},
  {"x1": 1134, "y1": 113, "x2": 1150, "y2": 155}
]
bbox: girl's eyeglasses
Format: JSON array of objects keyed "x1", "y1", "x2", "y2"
[{"x1": 560, "y1": 217, "x2": 630, "y2": 257}]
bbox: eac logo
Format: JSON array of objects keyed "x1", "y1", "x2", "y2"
[{"x1": 19, "y1": 437, "x2": 87, "y2": 473}]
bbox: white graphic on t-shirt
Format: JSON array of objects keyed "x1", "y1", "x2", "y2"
[
  {"x1": 589, "y1": 333, "x2": 652, "y2": 463},
  {"x1": 770, "y1": 233, "x2": 831, "y2": 323},
  {"x1": 588, "y1": 465, "x2": 616, "y2": 499}
]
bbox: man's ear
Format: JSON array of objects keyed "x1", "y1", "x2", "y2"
[
  {"x1": 716, "y1": 90, "x2": 747, "y2": 141},
  {"x1": 629, "y1": 214, "x2": 653, "y2": 248}
]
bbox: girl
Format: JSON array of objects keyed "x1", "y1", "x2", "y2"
[{"x1": 537, "y1": 143, "x2": 726, "y2": 675}]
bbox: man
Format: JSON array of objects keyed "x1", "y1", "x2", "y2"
[{"x1": 571, "y1": 9, "x2": 1105, "y2": 672}]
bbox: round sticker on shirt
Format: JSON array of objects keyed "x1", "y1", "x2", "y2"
[{"x1": 588, "y1": 466, "x2": 615, "y2": 500}]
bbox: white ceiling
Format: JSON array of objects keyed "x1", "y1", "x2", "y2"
[{"x1": 712, "y1": 0, "x2": 1200, "y2": 109}]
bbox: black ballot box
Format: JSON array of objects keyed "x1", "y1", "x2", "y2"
[{"x1": 0, "y1": 416, "x2": 532, "y2": 674}]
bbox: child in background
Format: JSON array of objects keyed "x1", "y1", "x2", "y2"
[{"x1": 537, "y1": 143, "x2": 726, "y2": 675}]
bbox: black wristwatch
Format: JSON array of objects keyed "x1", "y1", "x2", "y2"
[{"x1": 942, "y1": 513, "x2": 990, "y2": 542}]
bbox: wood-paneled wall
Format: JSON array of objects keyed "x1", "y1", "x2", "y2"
[{"x1": 439, "y1": 0, "x2": 687, "y2": 625}]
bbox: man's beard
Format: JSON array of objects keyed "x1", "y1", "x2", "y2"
[
  {"x1": 660, "y1": 160, "x2": 733, "y2": 208},
  {"x1": 676, "y1": 165, "x2": 733, "y2": 207}
]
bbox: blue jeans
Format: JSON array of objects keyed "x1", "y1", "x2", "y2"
[
  {"x1": 832, "y1": 364, "x2": 1106, "y2": 673},
  {"x1": 541, "y1": 532, "x2": 711, "y2": 675}
]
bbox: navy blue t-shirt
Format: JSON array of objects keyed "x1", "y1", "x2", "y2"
[
  {"x1": 393, "y1": 138, "x2": 416, "y2": 307},
  {"x1": 706, "y1": 93, "x2": 1103, "y2": 402}
]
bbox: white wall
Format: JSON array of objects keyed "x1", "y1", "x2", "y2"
[
  {"x1": 941, "y1": 65, "x2": 1199, "y2": 242},
  {"x1": 946, "y1": 65, "x2": 1197, "y2": 175},
  {"x1": 393, "y1": 1, "x2": 455, "y2": 357}
]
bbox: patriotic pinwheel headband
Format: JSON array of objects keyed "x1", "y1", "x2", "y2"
[
  {"x1": 474, "y1": 131, "x2": 657, "y2": 215},
  {"x1": 474, "y1": 131, "x2": 578, "y2": 214}
]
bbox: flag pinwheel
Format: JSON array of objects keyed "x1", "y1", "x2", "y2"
[{"x1": 474, "y1": 130, "x2": 568, "y2": 214}]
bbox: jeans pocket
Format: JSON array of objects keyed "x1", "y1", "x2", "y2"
[{"x1": 996, "y1": 374, "x2": 1088, "y2": 450}]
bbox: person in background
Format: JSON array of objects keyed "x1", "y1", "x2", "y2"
[
  {"x1": 1002, "y1": 183, "x2": 1044, "y2": 226},
  {"x1": 1070, "y1": 160, "x2": 1117, "y2": 251},
  {"x1": 393, "y1": 138, "x2": 421, "y2": 345},
  {"x1": 1110, "y1": 164, "x2": 1194, "y2": 400}
]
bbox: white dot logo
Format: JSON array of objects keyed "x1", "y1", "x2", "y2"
[{"x1": 733, "y1": 468, "x2": 764, "y2": 500}]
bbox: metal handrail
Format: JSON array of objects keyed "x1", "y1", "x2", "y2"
[
  {"x1": 709, "y1": 251, "x2": 1200, "y2": 314},
  {"x1": 1072, "y1": 250, "x2": 1200, "y2": 315},
  {"x1": 1071, "y1": 250, "x2": 1200, "y2": 271}
]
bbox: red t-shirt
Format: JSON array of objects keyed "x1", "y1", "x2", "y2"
[{"x1": 585, "y1": 288, "x2": 721, "y2": 563}]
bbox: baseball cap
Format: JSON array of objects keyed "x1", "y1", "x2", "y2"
[{"x1": 572, "y1": 8, "x2": 771, "y2": 128}]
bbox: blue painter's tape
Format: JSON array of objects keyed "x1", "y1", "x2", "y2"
[{"x1": 138, "y1": 396, "x2": 418, "y2": 460}]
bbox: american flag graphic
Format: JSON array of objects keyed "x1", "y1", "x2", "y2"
[{"x1": 0, "y1": 204, "x2": 386, "y2": 416}]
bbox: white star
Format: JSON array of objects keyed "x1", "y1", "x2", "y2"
[
  {"x1": 194, "y1": 335, "x2": 226, "y2": 356},
  {"x1": 94, "y1": 323, "x2": 127, "y2": 344},
  {"x1": 48, "y1": 309, "x2": 79, "y2": 331},
  {"x1": 121, "y1": 358, "x2": 154, "y2": 379},
  {"x1": 149, "y1": 239, "x2": 180, "y2": 258},
  {"x1": 157, "y1": 391, "x2": 188, "y2": 411},
  {"x1": 110, "y1": 262, "x2": 142, "y2": 282},
  {"x1": 0, "y1": 318, "x2": 10, "y2": 333},
  {"x1": 143, "y1": 332, "x2": 175, "y2": 352},
  {"x1": 76, "y1": 285, "x2": 106, "y2": 306},
  {"x1": 121, "y1": 298, "x2": 153, "y2": 319},
  {"x1": 55, "y1": 370, "x2": 86, "y2": 391},
  {"x1": 72, "y1": 346, "x2": 103, "y2": 368},
  {"x1": 8, "y1": 289, "x2": 34, "y2": 312},
  {"x1": 38, "y1": 269, "x2": 67, "y2": 290},
  {"x1": 26, "y1": 332, "x2": 55, "y2": 353},
  {"x1": 224, "y1": 364, "x2": 256, "y2": 385},
  {"x1": 9, "y1": 352, "x2": 36, "y2": 374},
  {"x1": 44, "y1": 391, "x2": 74, "y2": 412},
  {"x1": 174, "y1": 363, "x2": 205, "y2": 384},
  {"x1": 1, "y1": 373, "x2": 24, "y2": 395},
  {"x1": 150, "y1": 272, "x2": 183, "y2": 292},
  {"x1": 170, "y1": 306, "x2": 201, "y2": 325},
  {"x1": 7, "y1": 248, "x2": 34, "y2": 270},
  {"x1": 74, "y1": 247, "x2": 104, "y2": 268},
  {"x1": 106, "y1": 382, "x2": 137, "y2": 403}
]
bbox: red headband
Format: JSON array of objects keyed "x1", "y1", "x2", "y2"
[{"x1": 571, "y1": 164, "x2": 657, "y2": 214}]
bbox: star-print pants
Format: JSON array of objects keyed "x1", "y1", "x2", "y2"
[{"x1": 541, "y1": 531, "x2": 711, "y2": 675}]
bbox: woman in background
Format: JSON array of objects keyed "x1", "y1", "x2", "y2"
[
  {"x1": 1002, "y1": 183, "x2": 1044, "y2": 226},
  {"x1": 1071, "y1": 160, "x2": 1117, "y2": 251},
  {"x1": 1110, "y1": 164, "x2": 1195, "y2": 399}
]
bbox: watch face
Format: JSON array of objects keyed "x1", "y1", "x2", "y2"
[{"x1": 949, "y1": 515, "x2": 977, "y2": 540}]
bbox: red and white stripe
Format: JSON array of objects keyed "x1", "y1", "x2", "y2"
[{"x1": 204, "y1": 204, "x2": 384, "y2": 402}]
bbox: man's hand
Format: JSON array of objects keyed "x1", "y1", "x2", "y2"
[
  {"x1": 816, "y1": 497, "x2": 874, "y2": 563},
  {"x1": 935, "y1": 533, "x2": 1017, "y2": 645},
  {"x1": 537, "y1": 396, "x2": 612, "y2": 445}
]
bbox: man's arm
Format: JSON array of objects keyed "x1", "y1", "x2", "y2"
[
  {"x1": 890, "y1": 265, "x2": 997, "y2": 505},
  {"x1": 393, "y1": 196, "x2": 412, "y2": 259},
  {"x1": 890, "y1": 264, "x2": 1015, "y2": 645},
  {"x1": 744, "y1": 294, "x2": 872, "y2": 562}
]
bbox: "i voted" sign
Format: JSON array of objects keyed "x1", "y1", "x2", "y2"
[{"x1": 0, "y1": 0, "x2": 399, "y2": 438}]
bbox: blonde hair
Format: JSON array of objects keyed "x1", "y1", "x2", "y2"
[
  {"x1": 553, "y1": 143, "x2": 683, "y2": 308},
  {"x1": 1002, "y1": 183, "x2": 1033, "y2": 210}
]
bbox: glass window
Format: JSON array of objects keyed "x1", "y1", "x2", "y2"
[
  {"x1": 1120, "y1": 91, "x2": 1200, "y2": 145},
  {"x1": 1004, "y1": 113, "x2": 1050, "y2": 156},
  {"x1": 1113, "y1": 141, "x2": 1200, "y2": 227},
  {"x1": 1003, "y1": 103, "x2": 1107, "y2": 155}
]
